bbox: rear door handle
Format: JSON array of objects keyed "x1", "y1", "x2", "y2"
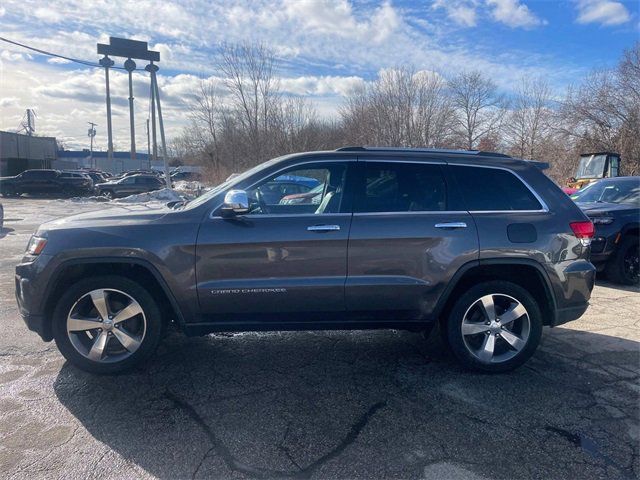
[
  {"x1": 307, "y1": 224, "x2": 341, "y2": 232},
  {"x1": 434, "y1": 222, "x2": 467, "y2": 229}
]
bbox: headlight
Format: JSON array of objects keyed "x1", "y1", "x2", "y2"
[
  {"x1": 26, "y1": 236, "x2": 48, "y2": 255},
  {"x1": 590, "y1": 216, "x2": 614, "y2": 225}
]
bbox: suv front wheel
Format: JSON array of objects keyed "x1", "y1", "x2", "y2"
[
  {"x1": 52, "y1": 276, "x2": 163, "y2": 374},
  {"x1": 446, "y1": 281, "x2": 542, "y2": 373}
]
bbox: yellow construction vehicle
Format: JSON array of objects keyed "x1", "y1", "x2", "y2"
[{"x1": 564, "y1": 152, "x2": 621, "y2": 194}]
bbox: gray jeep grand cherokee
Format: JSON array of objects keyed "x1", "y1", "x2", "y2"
[{"x1": 15, "y1": 147, "x2": 596, "y2": 374}]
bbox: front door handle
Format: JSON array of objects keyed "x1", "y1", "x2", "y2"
[
  {"x1": 435, "y1": 222, "x2": 467, "y2": 229},
  {"x1": 307, "y1": 224, "x2": 341, "y2": 232}
]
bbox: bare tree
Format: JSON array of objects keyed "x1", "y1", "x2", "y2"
[
  {"x1": 341, "y1": 66, "x2": 454, "y2": 147},
  {"x1": 448, "y1": 71, "x2": 506, "y2": 150},
  {"x1": 219, "y1": 42, "x2": 280, "y2": 166},
  {"x1": 559, "y1": 43, "x2": 640, "y2": 175},
  {"x1": 505, "y1": 77, "x2": 552, "y2": 159}
]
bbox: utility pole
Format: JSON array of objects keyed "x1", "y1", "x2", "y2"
[
  {"x1": 147, "y1": 62, "x2": 171, "y2": 187},
  {"x1": 99, "y1": 55, "x2": 115, "y2": 165},
  {"x1": 26, "y1": 109, "x2": 35, "y2": 136},
  {"x1": 124, "y1": 58, "x2": 136, "y2": 162},
  {"x1": 146, "y1": 118, "x2": 151, "y2": 169},
  {"x1": 88, "y1": 122, "x2": 97, "y2": 168}
]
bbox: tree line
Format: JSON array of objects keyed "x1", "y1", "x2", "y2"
[{"x1": 174, "y1": 42, "x2": 639, "y2": 185}]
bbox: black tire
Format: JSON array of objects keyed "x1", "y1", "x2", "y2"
[
  {"x1": 52, "y1": 275, "x2": 163, "y2": 374},
  {"x1": 446, "y1": 280, "x2": 543, "y2": 373},
  {"x1": 605, "y1": 236, "x2": 639, "y2": 285},
  {"x1": 1, "y1": 185, "x2": 16, "y2": 197}
]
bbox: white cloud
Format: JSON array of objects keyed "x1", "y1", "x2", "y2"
[
  {"x1": 486, "y1": 0, "x2": 547, "y2": 28},
  {"x1": 47, "y1": 57, "x2": 72, "y2": 65},
  {"x1": 33, "y1": 7, "x2": 63, "y2": 23},
  {"x1": 283, "y1": 0, "x2": 401, "y2": 44},
  {"x1": 575, "y1": 0, "x2": 631, "y2": 26},
  {"x1": 0, "y1": 97, "x2": 20, "y2": 108},
  {"x1": 432, "y1": 0, "x2": 478, "y2": 27},
  {"x1": 280, "y1": 75, "x2": 366, "y2": 96}
]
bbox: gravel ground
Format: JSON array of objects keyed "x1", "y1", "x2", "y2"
[{"x1": 0, "y1": 197, "x2": 638, "y2": 480}]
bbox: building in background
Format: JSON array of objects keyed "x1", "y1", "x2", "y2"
[
  {"x1": 0, "y1": 131, "x2": 57, "y2": 176},
  {"x1": 0, "y1": 131, "x2": 164, "y2": 175},
  {"x1": 56, "y1": 150, "x2": 161, "y2": 174}
]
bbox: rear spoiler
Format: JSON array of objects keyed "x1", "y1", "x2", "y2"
[{"x1": 524, "y1": 160, "x2": 549, "y2": 170}]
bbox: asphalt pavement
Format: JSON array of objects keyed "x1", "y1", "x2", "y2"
[{"x1": 0, "y1": 197, "x2": 638, "y2": 479}]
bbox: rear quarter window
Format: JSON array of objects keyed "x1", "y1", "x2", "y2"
[{"x1": 451, "y1": 165, "x2": 543, "y2": 211}]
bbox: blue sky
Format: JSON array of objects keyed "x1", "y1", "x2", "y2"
[{"x1": 0, "y1": 0, "x2": 638, "y2": 150}]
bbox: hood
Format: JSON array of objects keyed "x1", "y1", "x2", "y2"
[
  {"x1": 39, "y1": 203, "x2": 172, "y2": 232},
  {"x1": 576, "y1": 201, "x2": 638, "y2": 216}
]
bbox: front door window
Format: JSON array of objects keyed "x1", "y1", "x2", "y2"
[{"x1": 245, "y1": 163, "x2": 348, "y2": 215}]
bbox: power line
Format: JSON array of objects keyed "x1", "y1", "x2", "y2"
[{"x1": 0, "y1": 36, "x2": 145, "y2": 71}]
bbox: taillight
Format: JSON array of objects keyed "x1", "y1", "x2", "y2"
[{"x1": 570, "y1": 221, "x2": 594, "y2": 246}]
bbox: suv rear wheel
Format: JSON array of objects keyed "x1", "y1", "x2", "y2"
[
  {"x1": 52, "y1": 276, "x2": 163, "y2": 374},
  {"x1": 606, "y1": 236, "x2": 639, "y2": 285},
  {"x1": 446, "y1": 281, "x2": 542, "y2": 373}
]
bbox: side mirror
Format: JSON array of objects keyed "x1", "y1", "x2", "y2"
[{"x1": 221, "y1": 189, "x2": 250, "y2": 216}]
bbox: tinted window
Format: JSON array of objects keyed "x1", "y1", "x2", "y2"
[
  {"x1": 452, "y1": 166, "x2": 542, "y2": 211},
  {"x1": 356, "y1": 162, "x2": 446, "y2": 213},
  {"x1": 22, "y1": 170, "x2": 56, "y2": 179}
]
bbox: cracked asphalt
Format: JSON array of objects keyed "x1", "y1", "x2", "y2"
[{"x1": 0, "y1": 197, "x2": 639, "y2": 479}]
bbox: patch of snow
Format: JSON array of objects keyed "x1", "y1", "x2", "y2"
[
  {"x1": 68, "y1": 195, "x2": 110, "y2": 203},
  {"x1": 114, "y1": 188, "x2": 184, "y2": 204}
]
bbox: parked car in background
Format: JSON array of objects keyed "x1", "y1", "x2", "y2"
[
  {"x1": 0, "y1": 169, "x2": 94, "y2": 197},
  {"x1": 280, "y1": 182, "x2": 325, "y2": 205},
  {"x1": 95, "y1": 174, "x2": 165, "y2": 199},
  {"x1": 0, "y1": 202, "x2": 3, "y2": 230},
  {"x1": 571, "y1": 176, "x2": 640, "y2": 284},
  {"x1": 255, "y1": 174, "x2": 320, "y2": 204},
  {"x1": 171, "y1": 171, "x2": 202, "y2": 182},
  {"x1": 69, "y1": 170, "x2": 107, "y2": 185},
  {"x1": 16, "y1": 147, "x2": 596, "y2": 374}
]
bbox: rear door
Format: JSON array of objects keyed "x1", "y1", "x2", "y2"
[{"x1": 346, "y1": 158, "x2": 479, "y2": 320}]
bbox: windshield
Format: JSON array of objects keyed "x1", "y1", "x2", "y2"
[
  {"x1": 572, "y1": 178, "x2": 640, "y2": 205},
  {"x1": 183, "y1": 155, "x2": 289, "y2": 210},
  {"x1": 575, "y1": 154, "x2": 606, "y2": 180}
]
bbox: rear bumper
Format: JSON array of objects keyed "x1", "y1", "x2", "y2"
[
  {"x1": 553, "y1": 304, "x2": 590, "y2": 327},
  {"x1": 546, "y1": 260, "x2": 596, "y2": 327}
]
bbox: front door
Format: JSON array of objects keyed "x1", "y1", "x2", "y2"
[
  {"x1": 346, "y1": 159, "x2": 479, "y2": 320},
  {"x1": 196, "y1": 161, "x2": 354, "y2": 322}
]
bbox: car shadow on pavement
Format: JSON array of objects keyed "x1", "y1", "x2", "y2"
[
  {"x1": 0, "y1": 227, "x2": 15, "y2": 239},
  {"x1": 53, "y1": 328, "x2": 639, "y2": 479}
]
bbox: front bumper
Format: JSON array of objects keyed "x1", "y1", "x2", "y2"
[{"x1": 15, "y1": 255, "x2": 54, "y2": 342}]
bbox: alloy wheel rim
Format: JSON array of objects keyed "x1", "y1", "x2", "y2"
[
  {"x1": 461, "y1": 293, "x2": 530, "y2": 364},
  {"x1": 66, "y1": 288, "x2": 146, "y2": 363}
]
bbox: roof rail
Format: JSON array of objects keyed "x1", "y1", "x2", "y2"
[{"x1": 335, "y1": 146, "x2": 510, "y2": 158}]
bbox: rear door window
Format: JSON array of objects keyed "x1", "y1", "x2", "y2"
[
  {"x1": 356, "y1": 162, "x2": 447, "y2": 213},
  {"x1": 451, "y1": 166, "x2": 543, "y2": 211}
]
